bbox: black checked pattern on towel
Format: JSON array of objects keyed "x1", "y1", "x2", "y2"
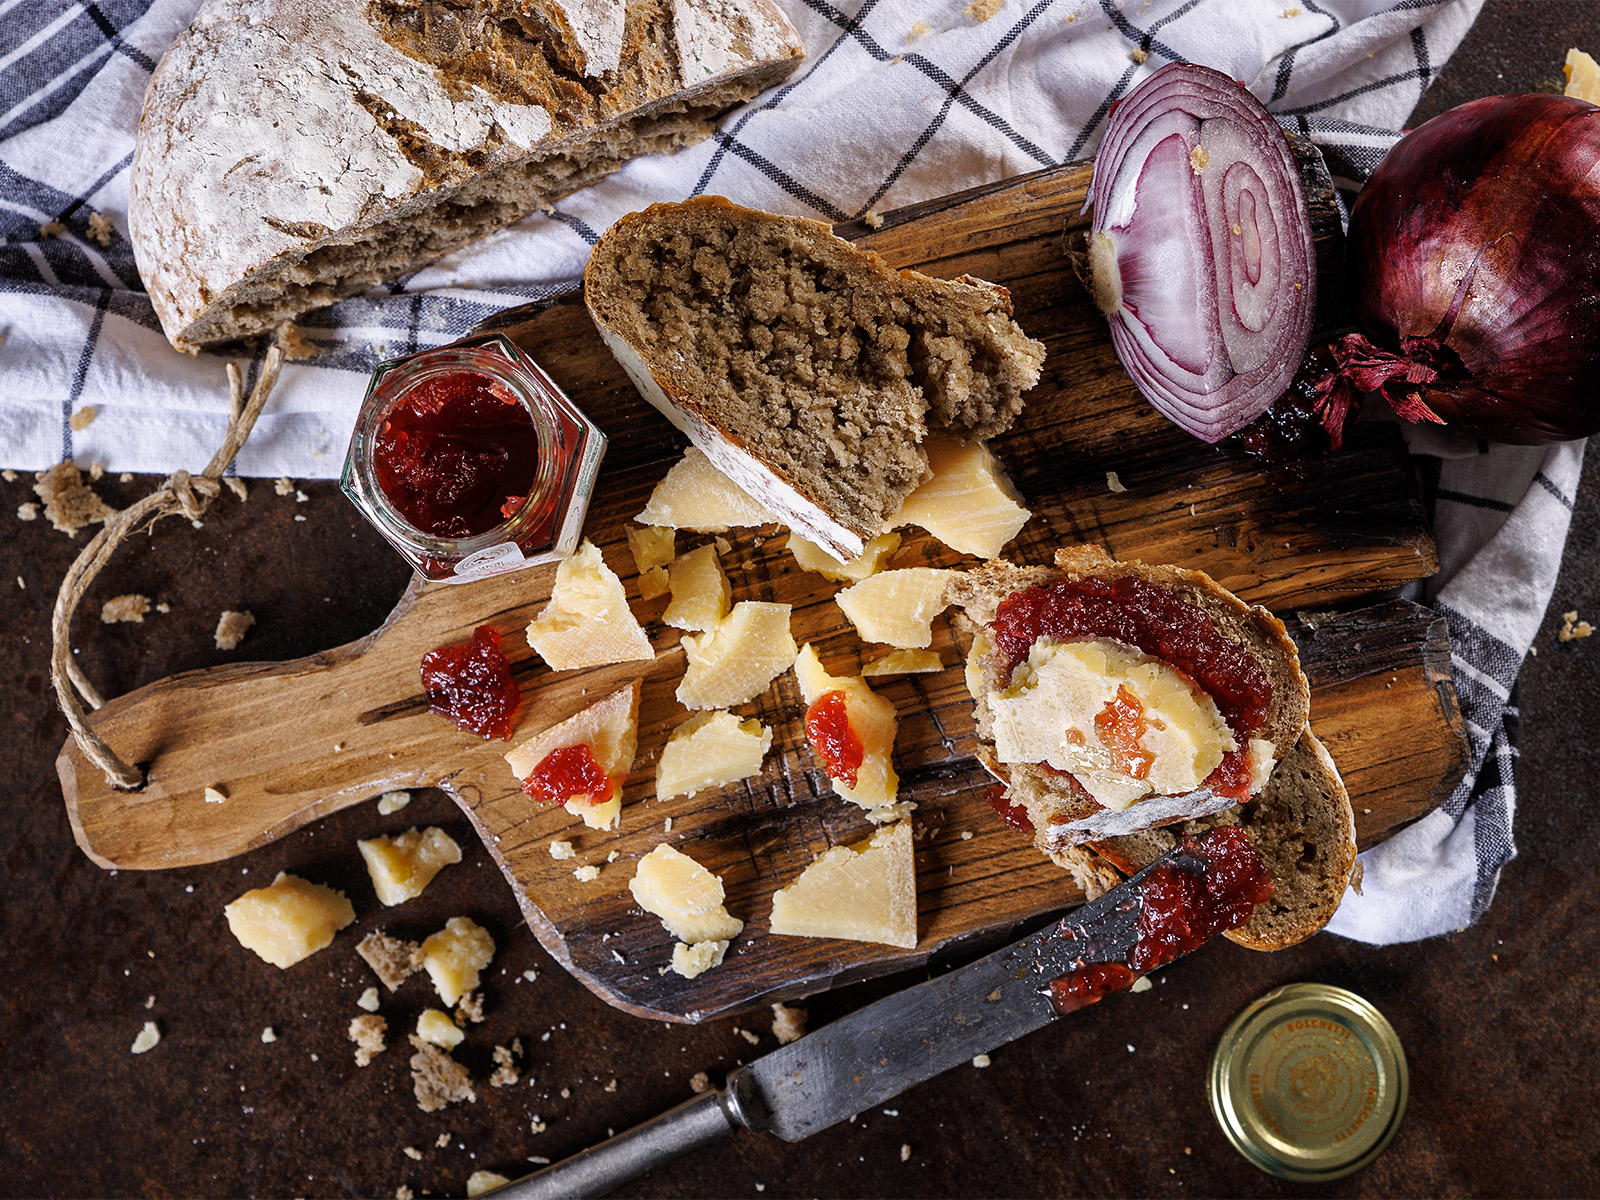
[{"x1": 3, "y1": 0, "x2": 1571, "y2": 943}]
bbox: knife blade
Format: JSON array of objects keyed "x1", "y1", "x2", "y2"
[{"x1": 495, "y1": 839, "x2": 1217, "y2": 1199}]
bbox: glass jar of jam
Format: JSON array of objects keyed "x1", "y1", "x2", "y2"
[{"x1": 340, "y1": 334, "x2": 606, "y2": 583}]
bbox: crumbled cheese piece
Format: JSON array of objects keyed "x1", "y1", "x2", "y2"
[
  {"x1": 637, "y1": 448, "x2": 777, "y2": 531},
  {"x1": 357, "y1": 931, "x2": 422, "y2": 992},
  {"x1": 224, "y1": 872, "x2": 355, "y2": 969},
  {"x1": 1131, "y1": 46, "x2": 1149, "y2": 63},
  {"x1": 88, "y1": 461, "x2": 105, "y2": 480},
  {"x1": 403, "y1": 1147, "x2": 422, "y2": 1161},
  {"x1": 274, "y1": 477, "x2": 295, "y2": 496},
  {"x1": 769, "y1": 822, "x2": 917, "y2": 948},
  {"x1": 418, "y1": 917, "x2": 495, "y2": 1007},
  {"x1": 574, "y1": 864, "x2": 601, "y2": 883},
  {"x1": 663, "y1": 543, "x2": 731, "y2": 633},
  {"x1": 87, "y1": 212, "x2": 115, "y2": 246},
  {"x1": 1130, "y1": 976, "x2": 1154, "y2": 993},
  {"x1": 771, "y1": 1002, "x2": 807, "y2": 1045},
  {"x1": 670, "y1": 939, "x2": 729, "y2": 978},
  {"x1": 972, "y1": 1053, "x2": 991, "y2": 1068},
  {"x1": 505, "y1": 684, "x2": 639, "y2": 830},
  {"x1": 629, "y1": 844, "x2": 744, "y2": 943},
  {"x1": 963, "y1": 0, "x2": 1001, "y2": 22},
  {"x1": 626, "y1": 524, "x2": 676, "y2": 574},
  {"x1": 1106, "y1": 470, "x2": 1127, "y2": 493},
  {"x1": 131, "y1": 1021, "x2": 161, "y2": 1054},
  {"x1": 655, "y1": 711, "x2": 773, "y2": 801},
  {"x1": 397, "y1": 1187, "x2": 415, "y2": 1200},
  {"x1": 891, "y1": 439, "x2": 1029, "y2": 559},
  {"x1": 408, "y1": 1036, "x2": 476, "y2": 1112},
  {"x1": 788, "y1": 530, "x2": 901, "y2": 582},
  {"x1": 101, "y1": 594, "x2": 151, "y2": 623},
  {"x1": 525, "y1": 541, "x2": 653, "y2": 670},
  {"x1": 690, "y1": 1071, "x2": 711, "y2": 1093},
  {"x1": 548, "y1": 840, "x2": 575, "y2": 861},
  {"x1": 455, "y1": 991, "x2": 485, "y2": 1024},
  {"x1": 16, "y1": 502, "x2": 38, "y2": 521},
  {"x1": 490, "y1": 1040, "x2": 522, "y2": 1088},
  {"x1": 466, "y1": 1171, "x2": 511, "y2": 1197},
  {"x1": 357, "y1": 987, "x2": 381, "y2": 1012},
  {"x1": 415, "y1": 1008, "x2": 464, "y2": 1050},
  {"x1": 223, "y1": 476, "x2": 249, "y2": 501},
  {"x1": 862, "y1": 649, "x2": 944, "y2": 677},
  {"x1": 676, "y1": 602, "x2": 797, "y2": 710},
  {"x1": 261, "y1": 1026, "x2": 277, "y2": 1043},
  {"x1": 1559, "y1": 610, "x2": 1594, "y2": 642},
  {"x1": 437, "y1": 1133, "x2": 452, "y2": 1148},
  {"x1": 349, "y1": 1014, "x2": 388, "y2": 1066},
  {"x1": 69, "y1": 406, "x2": 98, "y2": 431},
  {"x1": 214, "y1": 610, "x2": 255, "y2": 651},
  {"x1": 359, "y1": 826, "x2": 463, "y2": 906},
  {"x1": 33, "y1": 461, "x2": 117, "y2": 536},
  {"x1": 835, "y1": 568, "x2": 955, "y2": 648},
  {"x1": 2, "y1": 470, "x2": 14, "y2": 482},
  {"x1": 792, "y1": 645, "x2": 900, "y2": 814},
  {"x1": 735, "y1": 1026, "x2": 760, "y2": 1046},
  {"x1": 638, "y1": 566, "x2": 670, "y2": 600},
  {"x1": 901, "y1": 1144, "x2": 911, "y2": 1162},
  {"x1": 863, "y1": 210, "x2": 885, "y2": 229},
  {"x1": 377, "y1": 790, "x2": 411, "y2": 815},
  {"x1": 1567, "y1": 48, "x2": 1600, "y2": 102}
]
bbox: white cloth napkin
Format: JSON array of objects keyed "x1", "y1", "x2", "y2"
[{"x1": 9, "y1": 0, "x2": 1578, "y2": 947}]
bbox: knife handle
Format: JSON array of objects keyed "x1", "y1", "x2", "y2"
[{"x1": 492, "y1": 1087, "x2": 745, "y2": 1199}]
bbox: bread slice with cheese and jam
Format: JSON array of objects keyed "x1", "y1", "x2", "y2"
[
  {"x1": 584, "y1": 196, "x2": 1047, "y2": 560},
  {"x1": 948, "y1": 545, "x2": 1310, "y2": 858}
]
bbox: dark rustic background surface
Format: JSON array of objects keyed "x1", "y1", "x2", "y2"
[{"x1": 3, "y1": 3, "x2": 1598, "y2": 1195}]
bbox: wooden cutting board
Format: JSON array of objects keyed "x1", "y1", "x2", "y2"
[{"x1": 58, "y1": 160, "x2": 1467, "y2": 1023}]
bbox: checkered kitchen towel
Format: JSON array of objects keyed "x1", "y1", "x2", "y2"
[{"x1": 1, "y1": 0, "x2": 1584, "y2": 943}]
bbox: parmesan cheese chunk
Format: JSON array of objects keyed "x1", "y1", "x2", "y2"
[
  {"x1": 224, "y1": 872, "x2": 355, "y2": 969},
  {"x1": 638, "y1": 565, "x2": 670, "y2": 600},
  {"x1": 663, "y1": 543, "x2": 731, "y2": 632},
  {"x1": 862, "y1": 649, "x2": 944, "y2": 676},
  {"x1": 656, "y1": 711, "x2": 773, "y2": 801},
  {"x1": 676, "y1": 601, "x2": 797, "y2": 710},
  {"x1": 526, "y1": 540, "x2": 653, "y2": 670},
  {"x1": 788, "y1": 531, "x2": 901, "y2": 582},
  {"x1": 626, "y1": 524, "x2": 676, "y2": 574},
  {"x1": 892, "y1": 439, "x2": 1029, "y2": 559},
  {"x1": 989, "y1": 639, "x2": 1236, "y2": 810},
  {"x1": 835, "y1": 568, "x2": 956, "y2": 648},
  {"x1": 415, "y1": 1008, "x2": 464, "y2": 1050},
  {"x1": 793, "y1": 645, "x2": 900, "y2": 816},
  {"x1": 628, "y1": 844, "x2": 744, "y2": 944},
  {"x1": 1567, "y1": 48, "x2": 1600, "y2": 103},
  {"x1": 637, "y1": 448, "x2": 777, "y2": 531},
  {"x1": 671, "y1": 939, "x2": 729, "y2": 978},
  {"x1": 769, "y1": 822, "x2": 917, "y2": 948},
  {"x1": 418, "y1": 917, "x2": 496, "y2": 1008},
  {"x1": 358, "y1": 826, "x2": 463, "y2": 906},
  {"x1": 504, "y1": 683, "x2": 640, "y2": 830}
]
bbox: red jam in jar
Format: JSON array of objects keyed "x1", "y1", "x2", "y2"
[
  {"x1": 805, "y1": 690, "x2": 865, "y2": 787},
  {"x1": 420, "y1": 625, "x2": 521, "y2": 740},
  {"x1": 341, "y1": 334, "x2": 606, "y2": 583},
  {"x1": 1046, "y1": 826, "x2": 1273, "y2": 1015},
  {"x1": 523, "y1": 744, "x2": 613, "y2": 807}
]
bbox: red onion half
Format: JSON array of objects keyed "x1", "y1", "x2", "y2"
[
  {"x1": 1318, "y1": 94, "x2": 1600, "y2": 445},
  {"x1": 1086, "y1": 63, "x2": 1316, "y2": 443}
]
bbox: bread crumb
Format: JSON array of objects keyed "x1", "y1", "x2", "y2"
[
  {"x1": 89, "y1": 460, "x2": 105, "y2": 480},
  {"x1": 1131, "y1": 46, "x2": 1149, "y2": 63},
  {"x1": 1559, "y1": 610, "x2": 1593, "y2": 642},
  {"x1": 203, "y1": 785, "x2": 228, "y2": 805},
  {"x1": 522, "y1": 969, "x2": 538, "y2": 983},
  {"x1": 349, "y1": 1014, "x2": 388, "y2": 1066},
  {"x1": 573, "y1": 864, "x2": 601, "y2": 882},
  {"x1": 215, "y1": 610, "x2": 255, "y2": 650},
  {"x1": 734, "y1": 1026, "x2": 760, "y2": 1046},
  {"x1": 455, "y1": 990, "x2": 485, "y2": 1024},
  {"x1": 223, "y1": 477, "x2": 249, "y2": 502},
  {"x1": 358, "y1": 986, "x2": 382, "y2": 1012},
  {"x1": 960, "y1": 830, "x2": 974, "y2": 841},
  {"x1": 403, "y1": 1147, "x2": 422, "y2": 1161},
  {"x1": 549, "y1": 839, "x2": 575, "y2": 860},
  {"x1": 1189, "y1": 145, "x2": 1210, "y2": 174},
  {"x1": 119, "y1": 472, "x2": 133, "y2": 482},
  {"x1": 1348, "y1": 861, "x2": 1365, "y2": 896},
  {"x1": 377, "y1": 790, "x2": 411, "y2": 815},
  {"x1": 408, "y1": 1035, "x2": 476, "y2": 1112},
  {"x1": 131, "y1": 1021, "x2": 161, "y2": 1054},
  {"x1": 357, "y1": 930, "x2": 423, "y2": 991},
  {"x1": 864, "y1": 210, "x2": 885, "y2": 230},
  {"x1": 261, "y1": 1026, "x2": 277, "y2": 1043},
  {"x1": 16, "y1": 502, "x2": 38, "y2": 521},
  {"x1": 962, "y1": 0, "x2": 1001, "y2": 21},
  {"x1": 490, "y1": 1039, "x2": 523, "y2": 1087},
  {"x1": 1130, "y1": 976, "x2": 1153, "y2": 993},
  {"x1": 466, "y1": 1171, "x2": 510, "y2": 1198},
  {"x1": 971, "y1": 1053, "x2": 991, "y2": 1068},
  {"x1": 34, "y1": 461, "x2": 117, "y2": 536},
  {"x1": 155, "y1": 602, "x2": 170, "y2": 613},
  {"x1": 101, "y1": 594, "x2": 151, "y2": 623},
  {"x1": 69, "y1": 406, "x2": 98, "y2": 431},
  {"x1": 436, "y1": 1133, "x2": 453, "y2": 1148},
  {"x1": 900, "y1": 1143, "x2": 911, "y2": 1162},
  {"x1": 279, "y1": 323, "x2": 322, "y2": 361},
  {"x1": 771, "y1": 1002, "x2": 807, "y2": 1045},
  {"x1": 274, "y1": 477, "x2": 295, "y2": 496},
  {"x1": 908, "y1": 18, "x2": 931, "y2": 37},
  {"x1": 604, "y1": 1078, "x2": 618, "y2": 1092},
  {"x1": 295, "y1": 490, "x2": 309, "y2": 503},
  {"x1": 690, "y1": 1071, "x2": 711, "y2": 1094},
  {"x1": 144, "y1": 995, "x2": 155, "y2": 1009},
  {"x1": 3, "y1": 468, "x2": 16, "y2": 482},
  {"x1": 39, "y1": 219, "x2": 65, "y2": 239},
  {"x1": 87, "y1": 212, "x2": 114, "y2": 246},
  {"x1": 529, "y1": 1117, "x2": 547, "y2": 1134},
  {"x1": 1283, "y1": 6, "x2": 1302, "y2": 15}
]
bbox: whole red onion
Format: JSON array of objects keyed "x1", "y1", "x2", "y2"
[{"x1": 1320, "y1": 93, "x2": 1600, "y2": 445}]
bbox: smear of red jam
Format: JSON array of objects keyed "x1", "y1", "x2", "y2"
[
  {"x1": 805, "y1": 690, "x2": 865, "y2": 788},
  {"x1": 1207, "y1": 746, "x2": 1255, "y2": 802},
  {"x1": 373, "y1": 370, "x2": 540, "y2": 539},
  {"x1": 1094, "y1": 685, "x2": 1154, "y2": 780},
  {"x1": 986, "y1": 783, "x2": 1034, "y2": 833},
  {"x1": 522, "y1": 743, "x2": 613, "y2": 808},
  {"x1": 420, "y1": 625, "x2": 521, "y2": 740},
  {"x1": 1047, "y1": 826, "x2": 1272, "y2": 1015}
]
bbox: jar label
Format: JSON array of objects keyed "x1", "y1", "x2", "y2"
[{"x1": 452, "y1": 541, "x2": 529, "y2": 582}]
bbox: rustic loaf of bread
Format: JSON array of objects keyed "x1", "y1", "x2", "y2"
[
  {"x1": 129, "y1": 0, "x2": 804, "y2": 351},
  {"x1": 948, "y1": 545, "x2": 1310, "y2": 854},
  {"x1": 584, "y1": 196, "x2": 1046, "y2": 559}
]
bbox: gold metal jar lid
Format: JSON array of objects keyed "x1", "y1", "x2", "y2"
[{"x1": 1208, "y1": 983, "x2": 1408, "y2": 1182}]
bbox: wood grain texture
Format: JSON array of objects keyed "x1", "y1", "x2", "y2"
[{"x1": 58, "y1": 158, "x2": 1460, "y2": 1022}]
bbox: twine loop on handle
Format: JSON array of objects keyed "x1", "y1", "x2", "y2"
[{"x1": 51, "y1": 342, "x2": 286, "y2": 790}]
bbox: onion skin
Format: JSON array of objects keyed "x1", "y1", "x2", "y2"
[{"x1": 1333, "y1": 93, "x2": 1600, "y2": 444}]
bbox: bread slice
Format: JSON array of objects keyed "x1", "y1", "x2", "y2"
[
  {"x1": 584, "y1": 197, "x2": 1046, "y2": 559},
  {"x1": 949, "y1": 545, "x2": 1309, "y2": 854},
  {"x1": 129, "y1": 0, "x2": 804, "y2": 350},
  {"x1": 1092, "y1": 731, "x2": 1357, "y2": 950}
]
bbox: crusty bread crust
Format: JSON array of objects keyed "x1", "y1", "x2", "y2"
[
  {"x1": 952, "y1": 545, "x2": 1310, "y2": 854},
  {"x1": 129, "y1": 0, "x2": 804, "y2": 350},
  {"x1": 584, "y1": 196, "x2": 1046, "y2": 559}
]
